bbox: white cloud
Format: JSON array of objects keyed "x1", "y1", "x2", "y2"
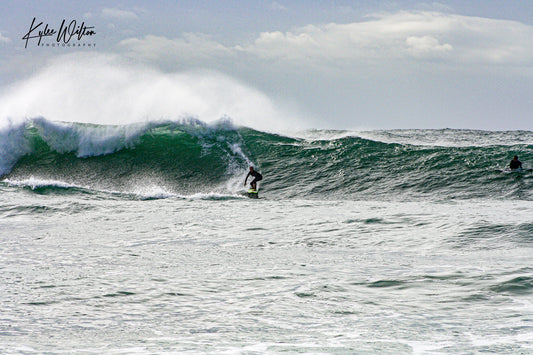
[
  {"x1": 406, "y1": 36, "x2": 453, "y2": 57},
  {"x1": 119, "y1": 34, "x2": 234, "y2": 64},
  {"x1": 116, "y1": 10, "x2": 533, "y2": 80},
  {"x1": 0, "y1": 32, "x2": 11, "y2": 44},
  {"x1": 242, "y1": 11, "x2": 533, "y2": 66},
  {"x1": 102, "y1": 8, "x2": 139, "y2": 20}
]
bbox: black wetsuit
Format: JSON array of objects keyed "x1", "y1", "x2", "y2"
[
  {"x1": 510, "y1": 159, "x2": 522, "y2": 170},
  {"x1": 245, "y1": 170, "x2": 262, "y2": 188}
]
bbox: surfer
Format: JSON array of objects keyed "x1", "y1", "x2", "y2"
[
  {"x1": 510, "y1": 155, "x2": 522, "y2": 170},
  {"x1": 244, "y1": 166, "x2": 262, "y2": 191}
]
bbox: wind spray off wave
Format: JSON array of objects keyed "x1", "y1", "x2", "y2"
[{"x1": 0, "y1": 53, "x2": 303, "y2": 132}]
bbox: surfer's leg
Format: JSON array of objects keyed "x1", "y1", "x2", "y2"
[{"x1": 253, "y1": 177, "x2": 261, "y2": 190}]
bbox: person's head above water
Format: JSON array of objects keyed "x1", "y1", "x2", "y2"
[
  {"x1": 513, "y1": 156, "x2": 519, "y2": 161},
  {"x1": 249, "y1": 166, "x2": 254, "y2": 172}
]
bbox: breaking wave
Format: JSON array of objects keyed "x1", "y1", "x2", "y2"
[{"x1": 1, "y1": 117, "x2": 532, "y2": 200}]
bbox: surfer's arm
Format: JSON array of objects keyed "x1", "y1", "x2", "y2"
[{"x1": 244, "y1": 172, "x2": 250, "y2": 185}]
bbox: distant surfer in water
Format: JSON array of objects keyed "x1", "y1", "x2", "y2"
[
  {"x1": 510, "y1": 155, "x2": 522, "y2": 170},
  {"x1": 244, "y1": 166, "x2": 262, "y2": 191}
]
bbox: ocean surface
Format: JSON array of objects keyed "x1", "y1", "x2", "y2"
[{"x1": 1, "y1": 118, "x2": 533, "y2": 354}]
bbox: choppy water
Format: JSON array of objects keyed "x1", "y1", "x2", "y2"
[{"x1": 1, "y1": 119, "x2": 533, "y2": 353}]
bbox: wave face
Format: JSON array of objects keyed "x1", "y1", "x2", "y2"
[{"x1": 2, "y1": 118, "x2": 533, "y2": 200}]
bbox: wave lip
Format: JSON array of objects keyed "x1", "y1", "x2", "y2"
[
  {"x1": 0, "y1": 121, "x2": 32, "y2": 177},
  {"x1": 0, "y1": 117, "x2": 150, "y2": 177}
]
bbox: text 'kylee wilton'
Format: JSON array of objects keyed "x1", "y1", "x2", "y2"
[{"x1": 22, "y1": 17, "x2": 96, "y2": 48}]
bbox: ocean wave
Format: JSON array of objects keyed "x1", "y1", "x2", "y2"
[
  {"x1": 295, "y1": 128, "x2": 533, "y2": 147},
  {"x1": 2, "y1": 117, "x2": 533, "y2": 200}
]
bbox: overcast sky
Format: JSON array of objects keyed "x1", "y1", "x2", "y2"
[{"x1": 1, "y1": 1, "x2": 532, "y2": 131}]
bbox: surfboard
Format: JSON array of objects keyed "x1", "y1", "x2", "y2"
[
  {"x1": 247, "y1": 189, "x2": 259, "y2": 199},
  {"x1": 499, "y1": 168, "x2": 532, "y2": 174},
  {"x1": 496, "y1": 168, "x2": 533, "y2": 176}
]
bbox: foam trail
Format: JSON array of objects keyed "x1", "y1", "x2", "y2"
[
  {"x1": 0, "y1": 53, "x2": 304, "y2": 132},
  {"x1": 3, "y1": 177, "x2": 83, "y2": 190}
]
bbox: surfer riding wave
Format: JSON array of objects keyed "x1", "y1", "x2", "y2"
[{"x1": 244, "y1": 166, "x2": 262, "y2": 191}]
